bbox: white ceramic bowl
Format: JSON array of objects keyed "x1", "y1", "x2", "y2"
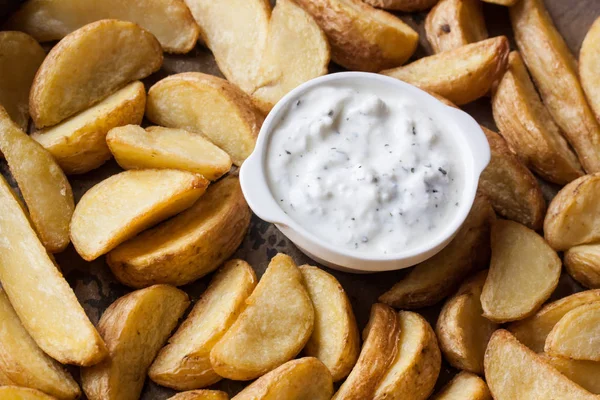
[{"x1": 240, "y1": 72, "x2": 490, "y2": 273}]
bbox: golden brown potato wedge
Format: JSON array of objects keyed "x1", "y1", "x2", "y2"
[
  {"x1": 0, "y1": 289, "x2": 80, "y2": 400},
  {"x1": 0, "y1": 369, "x2": 15, "y2": 385},
  {"x1": 81, "y1": 285, "x2": 189, "y2": 400},
  {"x1": 540, "y1": 354, "x2": 600, "y2": 394},
  {"x1": 362, "y1": 0, "x2": 438, "y2": 11},
  {"x1": 544, "y1": 173, "x2": 600, "y2": 250},
  {"x1": 484, "y1": 330, "x2": 598, "y2": 400},
  {"x1": 481, "y1": 0, "x2": 517, "y2": 5},
  {"x1": 379, "y1": 194, "x2": 494, "y2": 309},
  {"x1": 381, "y1": 37, "x2": 509, "y2": 105},
  {"x1": 31, "y1": 81, "x2": 146, "y2": 175},
  {"x1": 6, "y1": 0, "x2": 199, "y2": 53},
  {"x1": 373, "y1": 311, "x2": 441, "y2": 400},
  {"x1": 146, "y1": 72, "x2": 263, "y2": 166},
  {"x1": 0, "y1": 387, "x2": 58, "y2": 400},
  {"x1": 300, "y1": 265, "x2": 360, "y2": 382},
  {"x1": 107, "y1": 175, "x2": 250, "y2": 287},
  {"x1": 169, "y1": 391, "x2": 229, "y2": 400},
  {"x1": 436, "y1": 271, "x2": 498, "y2": 375},
  {"x1": 492, "y1": 51, "x2": 583, "y2": 184},
  {"x1": 565, "y1": 244, "x2": 600, "y2": 288},
  {"x1": 0, "y1": 175, "x2": 106, "y2": 366},
  {"x1": 106, "y1": 125, "x2": 232, "y2": 181},
  {"x1": 149, "y1": 260, "x2": 257, "y2": 390},
  {"x1": 0, "y1": 106, "x2": 74, "y2": 253},
  {"x1": 0, "y1": 31, "x2": 45, "y2": 131},
  {"x1": 232, "y1": 358, "x2": 333, "y2": 400},
  {"x1": 581, "y1": 17, "x2": 600, "y2": 123},
  {"x1": 332, "y1": 303, "x2": 399, "y2": 400},
  {"x1": 71, "y1": 169, "x2": 208, "y2": 261},
  {"x1": 293, "y1": 0, "x2": 418, "y2": 72},
  {"x1": 30, "y1": 19, "x2": 162, "y2": 128},
  {"x1": 425, "y1": 0, "x2": 488, "y2": 54},
  {"x1": 544, "y1": 302, "x2": 600, "y2": 361},
  {"x1": 432, "y1": 371, "x2": 492, "y2": 400},
  {"x1": 210, "y1": 254, "x2": 314, "y2": 381},
  {"x1": 481, "y1": 220, "x2": 561, "y2": 323},
  {"x1": 511, "y1": 0, "x2": 600, "y2": 173}
]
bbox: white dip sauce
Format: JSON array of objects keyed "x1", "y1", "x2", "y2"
[{"x1": 266, "y1": 82, "x2": 465, "y2": 255}]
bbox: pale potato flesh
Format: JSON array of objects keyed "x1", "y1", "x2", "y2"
[
  {"x1": 32, "y1": 81, "x2": 146, "y2": 175},
  {"x1": 541, "y1": 354, "x2": 600, "y2": 394},
  {"x1": 484, "y1": 330, "x2": 598, "y2": 400},
  {"x1": 373, "y1": 311, "x2": 441, "y2": 400},
  {"x1": 581, "y1": 17, "x2": 600, "y2": 123},
  {"x1": 362, "y1": 0, "x2": 438, "y2": 11},
  {"x1": 231, "y1": 358, "x2": 333, "y2": 400},
  {"x1": 381, "y1": 36, "x2": 509, "y2": 105},
  {"x1": 0, "y1": 175, "x2": 107, "y2": 366},
  {"x1": 545, "y1": 302, "x2": 600, "y2": 361},
  {"x1": 107, "y1": 125, "x2": 232, "y2": 181},
  {"x1": 70, "y1": 169, "x2": 208, "y2": 261},
  {"x1": 565, "y1": 244, "x2": 600, "y2": 288},
  {"x1": 81, "y1": 285, "x2": 189, "y2": 400},
  {"x1": 6, "y1": 0, "x2": 199, "y2": 53},
  {"x1": 168, "y1": 391, "x2": 229, "y2": 400},
  {"x1": 0, "y1": 31, "x2": 45, "y2": 131},
  {"x1": 149, "y1": 260, "x2": 257, "y2": 390},
  {"x1": 0, "y1": 387, "x2": 58, "y2": 400},
  {"x1": 107, "y1": 176, "x2": 250, "y2": 287},
  {"x1": 0, "y1": 106, "x2": 74, "y2": 253},
  {"x1": 0, "y1": 289, "x2": 80, "y2": 400},
  {"x1": 146, "y1": 72, "x2": 263, "y2": 166},
  {"x1": 210, "y1": 254, "x2": 314, "y2": 381},
  {"x1": 300, "y1": 265, "x2": 360, "y2": 382},
  {"x1": 432, "y1": 371, "x2": 492, "y2": 400},
  {"x1": 30, "y1": 19, "x2": 162, "y2": 127}
]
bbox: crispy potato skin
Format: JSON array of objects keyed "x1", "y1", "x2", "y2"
[
  {"x1": 168, "y1": 391, "x2": 229, "y2": 400},
  {"x1": 0, "y1": 386, "x2": 58, "y2": 400},
  {"x1": 432, "y1": 371, "x2": 492, "y2": 400},
  {"x1": 581, "y1": 17, "x2": 600, "y2": 124},
  {"x1": 544, "y1": 302, "x2": 600, "y2": 361},
  {"x1": 363, "y1": 0, "x2": 438, "y2": 11},
  {"x1": 565, "y1": 244, "x2": 600, "y2": 288}
]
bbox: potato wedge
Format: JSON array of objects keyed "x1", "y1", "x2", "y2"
[
  {"x1": 30, "y1": 19, "x2": 162, "y2": 127},
  {"x1": 481, "y1": 0, "x2": 517, "y2": 5},
  {"x1": 71, "y1": 169, "x2": 208, "y2": 261},
  {"x1": 300, "y1": 265, "x2": 360, "y2": 381},
  {"x1": 565, "y1": 244, "x2": 600, "y2": 288},
  {"x1": 544, "y1": 302, "x2": 600, "y2": 361},
  {"x1": 481, "y1": 220, "x2": 561, "y2": 323},
  {"x1": 0, "y1": 289, "x2": 80, "y2": 400},
  {"x1": 210, "y1": 254, "x2": 314, "y2": 381},
  {"x1": 169, "y1": 391, "x2": 229, "y2": 400},
  {"x1": 146, "y1": 72, "x2": 263, "y2": 166},
  {"x1": 381, "y1": 37, "x2": 509, "y2": 105},
  {"x1": 362, "y1": 0, "x2": 438, "y2": 11},
  {"x1": 31, "y1": 81, "x2": 146, "y2": 175},
  {"x1": 332, "y1": 303, "x2": 399, "y2": 400},
  {"x1": 6, "y1": 0, "x2": 199, "y2": 53},
  {"x1": 250, "y1": 0, "x2": 329, "y2": 114},
  {"x1": 492, "y1": 51, "x2": 583, "y2": 184},
  {"x1": 425, "y1": 0, "x2": 488, "y2": 54},
  {"x1": 0, "y1": 387, "x2": 58, "y2": 400},
  {"x1": 106, "y1": 125, "x2": 232, "y2": 181},
  {"x1": 81, "y1": 285, "x2": 189, "y2": 400},
  {"x1": 293, "y1": 0, "x2": 418, "y2": 72},
  {"x1": 432, "y1": 371, "x2": 491, "y2": 400},
  {"x1": 511, "y1": 0, "x2": 600, "y2": 173},
  {"x1": 0, "y1": 31, "x2": 45, "y2": 131},
  {"x1": 379, "y1": 194, "x2": 494, "y2": 309},
  {"x1": 107, "y1": 175, "x2": 250, "y2": 287},
  {"x1": 436, "y1": 271, "x2": 498, "y2": 375},
  {"x1": 0, "y1": 369, "x2": 15, "y2": 385},
  {"x1": 232, "y1": 358, "x2": 333, "y2": 400},
  {"x1": 484, "y1": 330, "x2": 597, "y2": 400},
  {"x1": 0, "y1": 175, "x2": 106, "y2": 366},
  {"x1": 0, "y1": 106, "x2": 74, "y2": 253},
  {"x1": 581, "y1": 17, "x2": 600, "y2": 123},
  {"x1": 540, "y1": 354, "x2": 600, "y2": 394},
  {"x1": 373, "y1": 311, "x2": 441, "y2": 400},
  {"x1": 149, "y1": 260, "x2": 257, "y2": 390}
]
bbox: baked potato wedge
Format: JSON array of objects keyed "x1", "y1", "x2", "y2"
[
  {"x1": 30, "y1": 19, "x2": 162, "y2": 127},
  {"x1": 210, "y1": 254, "x2": 314, "y2": 381},
  {"x1": 0, "y1": 31, "x2": 45, "y2": 131},
  {"x1": 362, "y1": 0, "x2": 438, "y2": 11},
  {"x1": 106, "y1": 125, "x2": 232, "y2": 181},
  {"x1": 231, "y1": 358, "x2": 333, "y2": 400},
  {"x1": 107, "y1": 175, "x2": 250, "y2": 287},
  {"x1": 0, "y1": 369, "x2": 15, "y2": 385},
  {"x1": 293, "y1": 0, "x2": 418, "y2": 72},
  {"x1": 425, "y1": 0, "x2": 488, "y2": 54},
  {"x1": 540, "y1": 354, "x2": 600, "y2": 394},
  {"x1": 544, "y1": 302, "x2": 600, "y2": 361},
  {"x1": 381, "y1": 36, "x2": 509, "y2": 105},
  {"x1": 81, "y1": 285, "x2": 189, "y2": 400},
  {"x1": 31, "y1": 81, "x2": 146, "y2": 175},
  {"x1": 146, "y1": 72, "x2": 263, "y2": 166},
  {"x1": 169, "y1": 391, "x2": 229, "y2": 400},
  {"x1": 581, "y1": 17, "x2": 600, "y2": 123},
  {"x1": 481, "y1": 0, "x2": 518, "y2": 5},
  {"x1": 511, "y1": 0, "x2": 600, "y2": 173},
  {"x1": 6, "y1": 0, "x2": 199, "y2": 53},
  {"x1": 149, "y1": 260, "x2": 257, "y2": 390},
  {"x1": 373, "y1": 311, "x2": 441, "y2": 400},
  {"x1": 0, "y1": 387, "x2": 58, "y2": 400},
  {"x1": 0, "y1": 106, "x2": 74, "y2": 253},
  {"x1": 492, "y1": 51, "x2": 583, "y2": 184},
  {"x1": 71, "y1": 169, "x2": 208, "y2": 261},
  {"x1": 565, "y1": 244, "x2": 600, "y2": 288},
  {"x1": 300, "y1": 265, "x2": 360, "y2": 381},
  {"x1": 0, "y1": 175, "x2": 106, "y2": 366},
  {"x1": 379, "y1": 194, "x2": 494, "y2": 309},
  {"x1": 432, "y1": 371, "x2": 491, "y2": 400}
]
